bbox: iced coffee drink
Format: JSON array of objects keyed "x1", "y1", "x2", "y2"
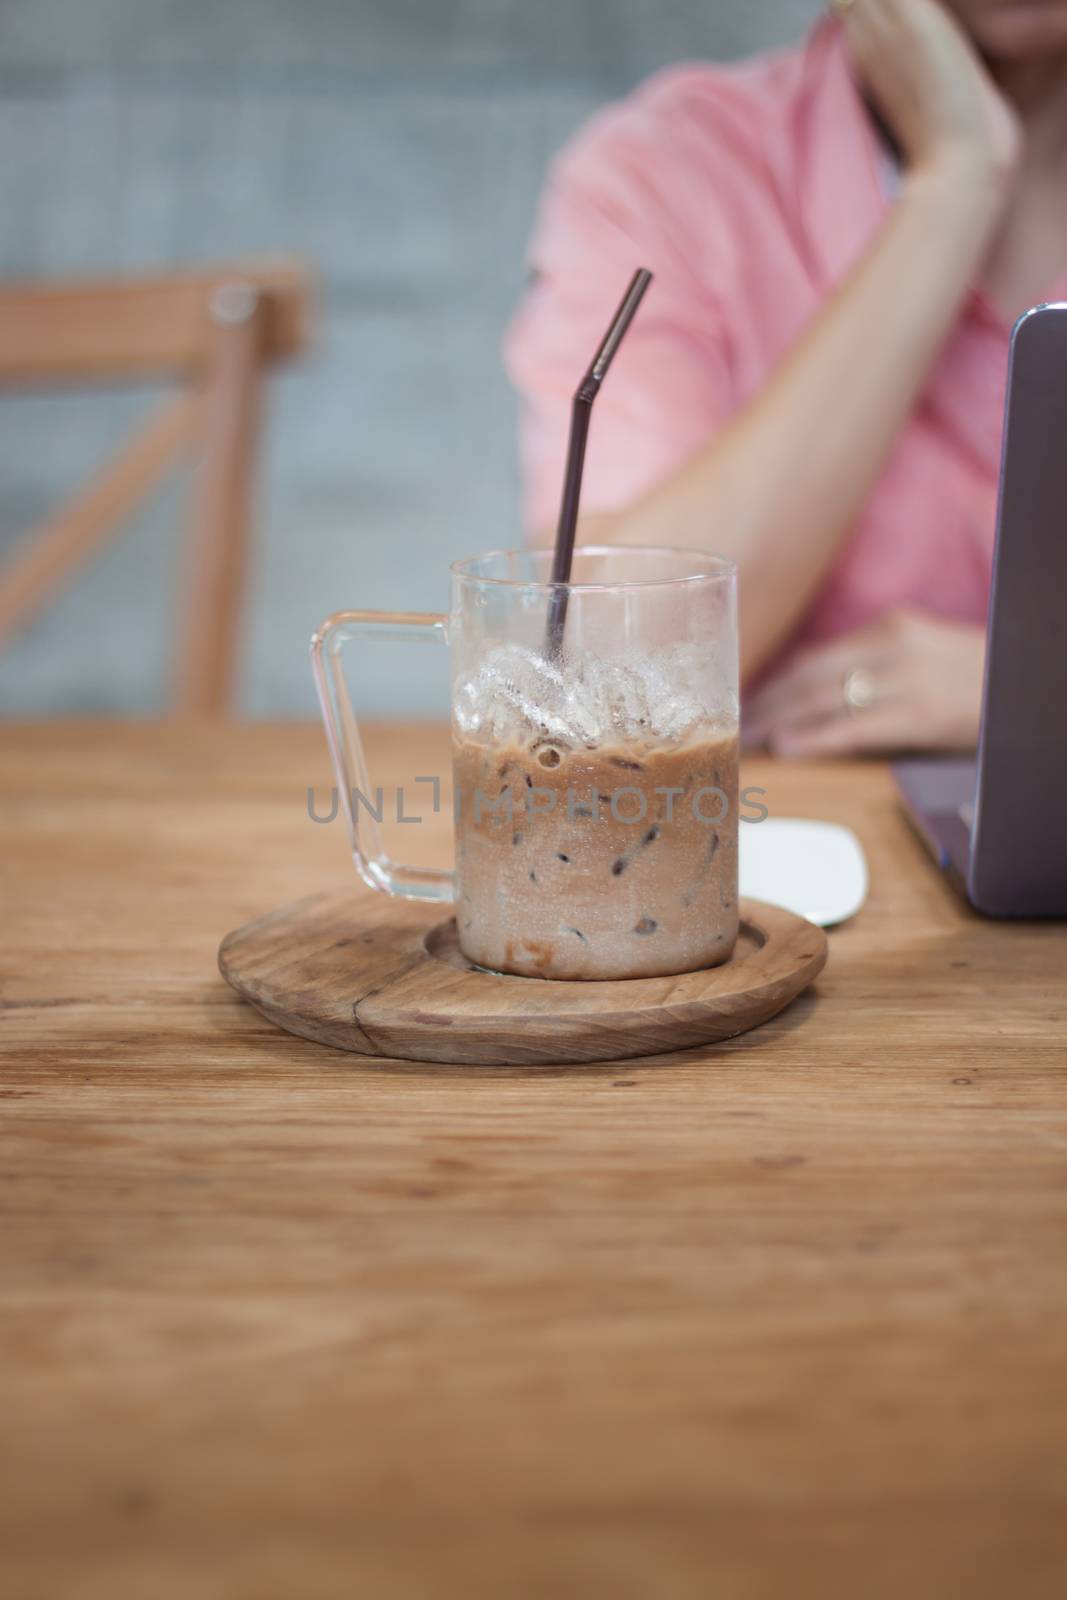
[{"x1": 453, "y1": 642, "x2": 739, "y2": 980}]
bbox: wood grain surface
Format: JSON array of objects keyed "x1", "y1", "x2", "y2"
[
  {"x1": 219, "y1": 892, "x2": 828, "y2": 1065},
  {"x1": 2, "y1": 721, "x2": 1066, "y2": 1599}
]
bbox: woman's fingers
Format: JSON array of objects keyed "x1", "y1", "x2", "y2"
[
  {"x1": 745, "y1": 659, "x2": 850, "y2": 746},
  {"x1": 833, "y1": 0, "x2": 1021, "y2": 178},
  {"x1": 745, "y1": 626, "x2": 892, "y2": 744},
  {"x1": 771, "y1": 702, "x2": 908, "y2": 757}
]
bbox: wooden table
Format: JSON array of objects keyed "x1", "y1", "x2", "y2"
[{"x1": 3, "y1": 722, "x2": 1065, "y2": 1599}]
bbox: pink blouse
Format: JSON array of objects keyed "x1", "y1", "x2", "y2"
[{"x1": 505, "y1": 20, "x2": 1061, "y2": 662}]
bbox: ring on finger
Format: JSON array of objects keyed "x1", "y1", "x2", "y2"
[
  {"x1": 842, "y1": 667, "x2": 877, "y2": 714},
  {"x1": 828, "y1": 0, "x2": 856, "y2": 14}
]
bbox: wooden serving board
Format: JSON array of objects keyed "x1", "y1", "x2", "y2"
[{"x1": 219, "y1": 892, "x2": 827, "y2": 1065}]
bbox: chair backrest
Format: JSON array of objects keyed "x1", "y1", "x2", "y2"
[{"x1": 0, "y1": 259, "x2": 315, "y2": 716}]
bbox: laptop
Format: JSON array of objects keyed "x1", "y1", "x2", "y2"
[{"x1": 895, "y1": 301, "x2": 1067, "y2": 918}]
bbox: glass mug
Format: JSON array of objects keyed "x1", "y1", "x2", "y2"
[{"x1": 311, "y1": 547, "x2": 738, "y2": 981}]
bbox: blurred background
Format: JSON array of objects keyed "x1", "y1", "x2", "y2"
[{"x1": 0, "y1": 0, "x2": 819, "y2": 718}]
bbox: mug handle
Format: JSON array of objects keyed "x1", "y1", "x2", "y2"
[{"x1": 310, "y1": 609, "x2": 455, "y2": 903}]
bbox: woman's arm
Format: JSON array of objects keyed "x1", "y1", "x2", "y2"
[
  {"x1": 606, "y1": 160, "x2": 1006, "y2": 677},
  {"x1": 581, "y1": 0, "x2": 1021, "y2": 680}
]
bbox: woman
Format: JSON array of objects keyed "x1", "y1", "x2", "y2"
[{"x1": 506, "y1": 0, "x2": 1067, "y2": 755}]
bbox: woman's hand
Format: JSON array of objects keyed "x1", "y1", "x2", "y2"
[
  {"x1": 745, "y1": 609, "x2": 986, "y2": 757},
  {"x1": 835, "y1": 0, "x2": 1022, "y2": 182}
]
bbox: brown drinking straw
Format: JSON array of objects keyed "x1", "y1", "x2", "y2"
[{"x1": 544, "y1": 267, "x2": 653, "y2": 656}]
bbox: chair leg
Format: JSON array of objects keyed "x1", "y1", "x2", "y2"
[{"x1": 173, "y1": 283, "x2": 266, "y2": 718}]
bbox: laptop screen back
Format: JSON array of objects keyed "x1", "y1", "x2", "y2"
[{"x1": 970, "y1": 303, "x2": 1067, "y2": 916}]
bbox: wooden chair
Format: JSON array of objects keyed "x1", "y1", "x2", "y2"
[{"x1": 0, "y1": 259, "x2": 315, "y2": 715}]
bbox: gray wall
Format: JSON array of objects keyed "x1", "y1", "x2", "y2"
[{"x1": 0, "y1": 0, "x2": 818, "y2": 717}]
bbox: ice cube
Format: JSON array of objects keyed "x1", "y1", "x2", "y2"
[{"x1": 454, "y1": 640, "x2": 734, "y2": 747}]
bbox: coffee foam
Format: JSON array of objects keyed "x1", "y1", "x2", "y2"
[{"x1": 453, "y1": 641, "x2": 736, "y2": 749}]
